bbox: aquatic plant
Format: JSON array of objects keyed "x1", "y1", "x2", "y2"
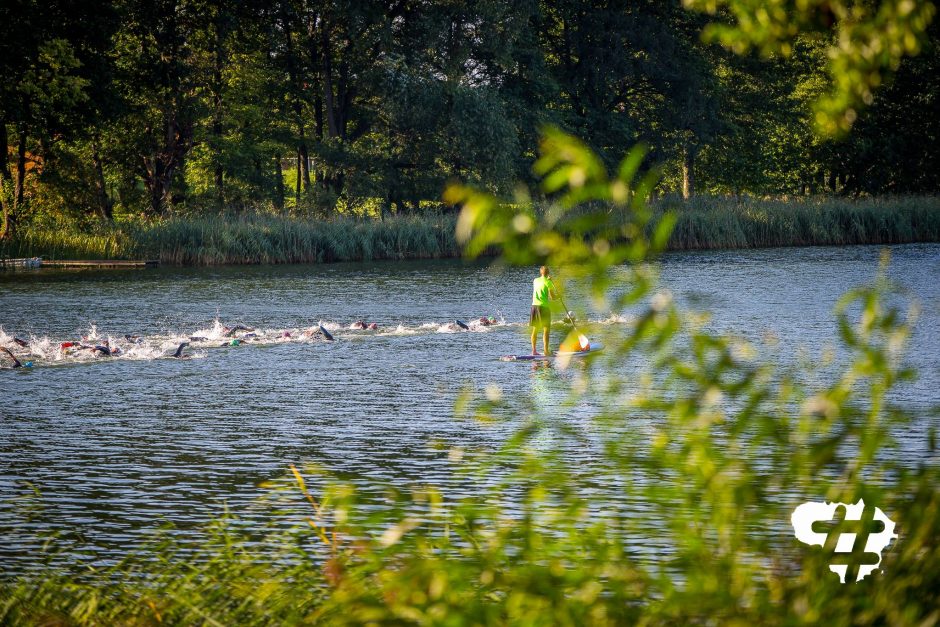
[
  {"x1": 660, "y1": 194, "x2": 940, "y2": 249},
  {"x1": 1, "y1": 131, "x2": 938, "y2": 626},
  {"x1": 2, "y1": 195, "x2": 938, "y2": 266}
]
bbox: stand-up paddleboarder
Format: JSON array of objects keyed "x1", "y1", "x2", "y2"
[{"x1": 530, "y1": 266, "x2": 557, "y2": 356}]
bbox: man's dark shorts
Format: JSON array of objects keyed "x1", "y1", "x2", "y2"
[{"x1": 530, "y1": 305, "x2": 551, "y2": 330}]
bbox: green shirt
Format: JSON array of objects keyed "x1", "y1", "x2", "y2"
[{"x1": 532, "y1": 276, "x2": 555, "y2": 306}]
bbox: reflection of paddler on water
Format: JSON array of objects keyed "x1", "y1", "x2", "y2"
[{"x1": 530, "y1": 266, "x2": 558, "y2": 356}]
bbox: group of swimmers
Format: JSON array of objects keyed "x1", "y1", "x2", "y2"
[{"x1": 0, "y1": 315, "x2": 502, "y2": 369}]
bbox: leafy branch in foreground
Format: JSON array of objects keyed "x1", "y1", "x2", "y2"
[
  {"x1": 683, "y1": 0, "x2": 936, "y2": 135},
  {"x1": 1, "y1": 130, "x2": 938, "y2": 625}
]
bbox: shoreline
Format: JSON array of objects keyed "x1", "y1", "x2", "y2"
[{"x1": 3, "y1": 196, "x2": 938, "y2": 267}]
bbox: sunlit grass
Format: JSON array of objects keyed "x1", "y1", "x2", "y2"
[
  {"x1": 660, "y1": 195, "x2": 940, "y2": 249},
  {"x1": 1, "y1": 196, "x2": 937, "y2": 265},
  {"x1": 1, "y1": 213, "x2": 461, "y2": 265}
]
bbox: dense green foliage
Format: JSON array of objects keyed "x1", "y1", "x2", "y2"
[
  {"x1": 3, "y1": 196, "x2": 937, "y2": 265},
  {"x1": 1, "y1": 0, "x2": 938, "y2": 243},
  {"x1": 2, "y1": 129, "x2": 938, "y2": 626}
]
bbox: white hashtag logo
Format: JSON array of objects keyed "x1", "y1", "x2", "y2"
[{"x1": 791, "y1": 499, "x2": 898, "y2": 583}]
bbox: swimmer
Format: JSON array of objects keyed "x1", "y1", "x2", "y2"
[
  {"x1": 350, "y1": 320, "x2": 379, "y2": 330},
  {"x1": 223, "y1": 324, "x2": 254, "y2": 337},
  {"x1": 563, "y1": 311, "x2": 577, "y2": 324},
  {"x1": 301, "y1": 325, "x2": 335, "y2": 341},
  {"x1": 189, "y1": 336, "x2": 208, "y2": 342},
  {"x1": 1, "y1": 346, "x2": 28, "y2": 368},
  {"x1": 12, "y1": 337, "x2": 29, "y2": 348},
  {"x1": 477, "y1": 316, "x2": 498, "y2": 327},
  {"x1": 61, "y1": 342, "x2": 99, "y2": 355},
  {"x1": 439, "y1": 320, "x2": 469, "y2": 332},
  {"x1": 171, "y1": 342, "x2": 190, "y2": 358},
  {"x1": 124, "y1": 334, "x2": 143, "y2": 344},
  {"x1": 93, "y1": 344, "x2": 115, "y2": 356}
]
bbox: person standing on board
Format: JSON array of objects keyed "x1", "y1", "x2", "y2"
[{"x1": 530, "y1": 266, "x2": 557, "y2": 355}]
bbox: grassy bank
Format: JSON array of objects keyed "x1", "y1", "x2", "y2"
[
  {"x1": 0, "y1": 214, "x2": 461, "y2": 265},
  {"x1": 661, "y1": 195, "x2": 940, "y2": 249},
  {"x1": 2, "y1": 196, "x2": 939, "y2": 265}
]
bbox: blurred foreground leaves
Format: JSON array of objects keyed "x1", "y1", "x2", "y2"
[
  {"x1": 683, "y1": 0, "x2": 936, "y2": 135},
  {"x1": 2, "y1": 130, "x2": 938, "y2": 626}
]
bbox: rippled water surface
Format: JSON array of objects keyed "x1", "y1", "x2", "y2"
[{"x1": 1, "y1": 244, "x2": 938, "y2": 571}]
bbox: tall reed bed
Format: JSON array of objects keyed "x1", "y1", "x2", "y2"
[
  {"x1": 658, "y1": 195, "x2": 940, "y2": 249},
  {"x1": 1, "y1": 196, "x2": 938, "y2": 265},
  {"x1": 1, "y1": 213, "x2": 462, "y2": 265}
]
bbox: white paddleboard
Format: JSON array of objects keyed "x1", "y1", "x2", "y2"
[{"x1": 500, "y1": 343, "x2": 603, "y2": 362}]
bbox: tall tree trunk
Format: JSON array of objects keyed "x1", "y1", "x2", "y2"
[
  {"x1": 314, "y1": 94, "x2": 325, "y2": 188},
  {"x1": 142, "y1": 114, "x2": 189, "y2": 216},
  {"x1": 681, "y1": 143, "x2": 696, "y2": 200},
  {"x1": 295, "y1": 147, "x2": 301, "y2": 200},
  {"x1": 14, "y1": 125, "x2": 27, "y2": 211},
  {"x1": 321, "y1": 25, "x2": 340, "y2": 140},
  {"x1": 212, "y1": 39, "x2": 225, "y2": 203},
  {"x1": 299, "y1": 140, "x2": 310, "y2": 191},
  {"x1": 0, "y1": 119, "x2": 11, "y2": 240},
  {"x1": 273, "y1": 153, "x2": 284, "y2": 211},
  {"x1": 91, "y1": 139, "x2": 112, "y2": 220},
  {"x1": 281, "y1": 10, "x2": 309, "y2": 196}
]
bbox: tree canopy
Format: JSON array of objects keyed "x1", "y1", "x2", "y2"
[{"x1": 1, "y1": 0, "x2": 937, "y2": 237}]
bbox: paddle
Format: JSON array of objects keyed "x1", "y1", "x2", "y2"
[{"x1": 555, "y1": 290, "x2": 591, "y2": 351}]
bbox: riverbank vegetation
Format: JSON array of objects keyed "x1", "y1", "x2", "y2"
[
  {"x1": 3, "y1": 130, "x2": 939, "y2": 627},
  {"x1": 1, "y1": 0, "x2": 938, "y2": 245},
  {"x1": 2, "y1": 195, "x2": 938, "y2": 265}
]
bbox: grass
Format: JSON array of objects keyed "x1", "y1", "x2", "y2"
[
  {"x1": 0, "y1": 213, "x2": 461, "y2": 265},
  {"x1": 1, "y1": 196, "x2": 938, "y2": 265},
  {"x1": 659, "y1": 195, "x2": 940, "y2": 249}
]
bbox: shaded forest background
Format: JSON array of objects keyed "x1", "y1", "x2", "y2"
[{"x1": 1, "y1": 0, "x2": 938, "y2": 240}]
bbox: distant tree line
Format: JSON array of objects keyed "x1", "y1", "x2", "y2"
[{"x1": 1, "y1": 0, "x2": 937, "y2": 238}]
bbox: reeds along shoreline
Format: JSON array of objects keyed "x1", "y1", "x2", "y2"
[{"x1": 2, "y1": 196, "x2": 939, "y2": 265}]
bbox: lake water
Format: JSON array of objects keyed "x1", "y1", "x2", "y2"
[{"x1": 1, "y1": 244, "x2": 938, "y2": 572}]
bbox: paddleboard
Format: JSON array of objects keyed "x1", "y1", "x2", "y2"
[{"x1": 500, "y1": 343, "x2": 603, "y2": 362}]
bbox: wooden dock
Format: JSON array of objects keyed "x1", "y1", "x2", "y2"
[
  {"x1": 42, "y1": 259, "x2": 160, "y2": 268},
  {"x1": 1, "y1": 257, "x2": 159, "y2": 269},
  {"x1": 0, "y1": 257, "x2": 42, "y2": 269}
]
